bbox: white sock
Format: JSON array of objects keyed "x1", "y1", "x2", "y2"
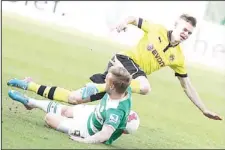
[{"x1": 28, "y1": 98, "x2": 63, "y2": 115}]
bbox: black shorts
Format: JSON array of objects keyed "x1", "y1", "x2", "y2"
[{"x1": 90, "y1": 54, "x2": 146, "y2": 84}]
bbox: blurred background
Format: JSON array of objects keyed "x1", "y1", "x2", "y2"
[{"x1": 2, "y1": 1, "x2": 225, "y2": 70}]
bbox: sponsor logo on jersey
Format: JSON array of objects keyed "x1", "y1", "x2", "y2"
[
  {"x1": 147, "y1": 43, "x2": 165, "y2": 67},
  {"x1": 152, "y1": 49, "x2": 165, "y2": 67},
  {"x1": 109, "y1": 114, "x2": 119, "y2": 123}
]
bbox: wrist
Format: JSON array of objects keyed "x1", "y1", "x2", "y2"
[
  {"x1": 125, "y1": 16, "x2": 135, "y2": 25},
  {"x1": 83, "y1": 137, "x2": 99, "y2": 144},
  {"x1": 83, "y1": 138, "x2": 92, "y2": 144}
]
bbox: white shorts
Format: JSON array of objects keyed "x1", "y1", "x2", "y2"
[{"x1": 57, "y1": 104, "x2": 96, "y2": 138}]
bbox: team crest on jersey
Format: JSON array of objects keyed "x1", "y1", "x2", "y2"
[
  {"x1": 109, "y1": 114, "x2": 119, "y2": 123},
  {"x1": 169, "y1": 54, "x2": 175, "y2": 61},
  {"x1": 147, "y1": 44, "x2": 154, "y2": 51}
]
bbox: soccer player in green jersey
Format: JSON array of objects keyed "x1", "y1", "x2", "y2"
[{"x1": 8, "y1": 66, "x2": 139, "y2": 144}]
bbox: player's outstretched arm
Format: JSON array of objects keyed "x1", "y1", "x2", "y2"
[
  {"x1": 113, "y1": 16, "x2": 138, "y2": 33},
  {"x1": 114, "y1": 16, "x2": 153, "y2": 33},
  {"x1": 114, "y1": 16, "x2": 152, "y2": 33},
  {"x1": 123, "y1": 16, "x2": 139, "y2": 26},
  {"x1": 70, "y1": 125, "x2": 114, "y2": 144},
  {"x1": 177, "y1": 76, "x2": 222, "y2": 120}
]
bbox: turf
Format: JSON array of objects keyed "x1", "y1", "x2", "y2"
[{"x1": 2, "y1": 13, "x2": 225, "y2": 149}]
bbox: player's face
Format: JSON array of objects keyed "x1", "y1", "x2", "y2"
[
  {"x1": 105, "y1": 73, "x2": 114, "y2": 94},
  {"x1": 173, "y1": 19, "x2": 194, "y2": 42}
]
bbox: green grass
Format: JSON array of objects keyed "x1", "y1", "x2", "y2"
[{"x1": 2, "y1": 13, "x2": 225, "y2": 149}]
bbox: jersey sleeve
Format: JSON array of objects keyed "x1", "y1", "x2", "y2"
[
  {"x1": 137, "y1": 18, "x2": 154, "y2": 33},
  {"x1": 104, "y1": 109, "x2": 125, "y2": 130},
  {"x1": 170, "y1": 61, "x2": 188, "y2": 78}
]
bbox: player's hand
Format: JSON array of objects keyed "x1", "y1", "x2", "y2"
[
  {"x1": 70, "y1": 135, "x2": 85, "y2": 143},
  {"x1": 115, "y1": 23, "x2": 127, "y2": 33},
  {"x1": 203, "y1": 109, "x2": 222, "y2": 120}
]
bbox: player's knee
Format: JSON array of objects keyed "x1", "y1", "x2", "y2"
[
  {"x1": 68, "y1": 90, "x2": 91, "y2": 105},
  {"x1": 61, "y1": 107, "x2": 73, "y2": 118},
  {"x1": 140, "y1": 84, "x2": 151, "y2": 95},
  {"x1": 44, "y1": 113, "x2": 59, "y2": 129},
  {"x1": 135, "y1": 76, "x2": 151, "y2": 95},
  {"x1": 68, "y1": 91, "x2": 79, "y2": 104},
  {"x1": 61, "y1": 107, "x2": 68, "y2": 117}
]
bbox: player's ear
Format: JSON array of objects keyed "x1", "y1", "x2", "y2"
[
  {"x1": 110, "y1": 84, "x2": 115, "y2": 91},
  {"x1": 108, "y1": 79, "x2": 114, "y2": 90}
]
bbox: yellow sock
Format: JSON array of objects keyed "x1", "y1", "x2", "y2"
[
  {"x1": 27, "y1": 82, "x2": 41, "y2": 93},
  {"x1": 52, "y1": 87, "x2": 71, "y2": 102},
  {"x1": 28, "y1": 82, "x2": 71, "y2": 103},
  {"x1": 130, "y1": 79, "x2": 141, "y2": 94}
]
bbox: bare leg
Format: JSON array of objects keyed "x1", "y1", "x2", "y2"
[{"x1": 44, "y1": 113, "x2": 74, "y2": 134}]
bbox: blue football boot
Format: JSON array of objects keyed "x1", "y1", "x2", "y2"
[
  {"x1": 8, "y1": 90, "x2": 29, "y2": 105},
  {"x1": 7, "y1": 78, "x2": 30, "y2": 90}
]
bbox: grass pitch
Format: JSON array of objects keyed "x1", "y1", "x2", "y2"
[{"x1": 2, "y1": 13, "x2": 225, "y2": 149}]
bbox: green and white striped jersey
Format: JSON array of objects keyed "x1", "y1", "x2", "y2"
[{"x1": 87, "y1": 87, "x2": 132, "y2": 145}]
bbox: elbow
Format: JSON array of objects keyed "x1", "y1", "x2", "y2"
[
  {"x1": 183, "y1": 87, "x2": 188, "y2": 93},
  {"x1": 99, "y1": 128, "x2": 114, "y2": 143},
  {"x1": 98, "y1": 125, "x2": 114, "y2": 143},
  {"x1": 183, "y1": 87, "x2": 189, "y2": 95},
  {"x1": 101, "y1": 131, "x2": 112, "y2": 142},
  {"x1": 183, "y1": 86, "x2": 189, "y2": 94},
  {"x1": 184, "y1": 88, "x2": 193, "y2": 100}
]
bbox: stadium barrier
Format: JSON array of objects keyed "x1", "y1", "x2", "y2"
[{"x1": 2, "y1": 1, "x2": 225, "y2": 71}]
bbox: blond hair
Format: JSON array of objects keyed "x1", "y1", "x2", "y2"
[{"x1": 108, "y1": 66, "x2": 131, "y2": 94}]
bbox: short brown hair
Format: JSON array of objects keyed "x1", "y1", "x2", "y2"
[
  {"x1": 108, "y1": 66, "x2": 131, "y2": 94},
  {"x1": 180, "y1": 14, "x2": 197, "y2": 27}
]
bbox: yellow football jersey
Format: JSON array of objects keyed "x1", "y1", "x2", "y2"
[{"x1": 119, "y1": 18, "x2": 187, "y2": 77}]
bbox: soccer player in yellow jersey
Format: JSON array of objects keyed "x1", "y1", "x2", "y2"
[{"x1": 7, "y1": 14, "x2": 222, "y2": 120}]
